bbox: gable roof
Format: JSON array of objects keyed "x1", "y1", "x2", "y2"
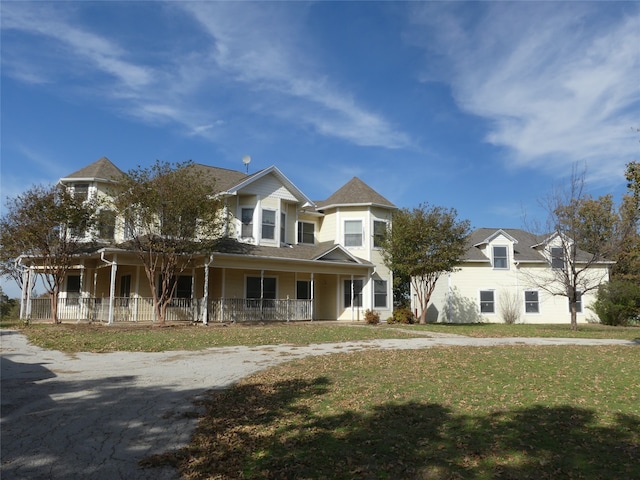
[
  {"x1": 464, "y1": 228, "x2": 612, "y2": 264},
  {"x1": 316, "y1": 177, "x2": 396, "y2": 210},
  {"x1": 60, "y1": 157, "x2": 126, "y2": 183},
  {"x1": 219, "y1": 165, "x2": 316, "y2": 207}
]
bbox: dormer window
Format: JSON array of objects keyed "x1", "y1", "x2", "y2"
[
  {"x1": 492, "y1": 246, "x2": 508, "y2": 269},
  {"x1": 551, "y1": 247, "x2": 564, "y2": 269}
]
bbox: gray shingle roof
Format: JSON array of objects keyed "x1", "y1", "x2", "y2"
[
  {"x1": 63, "y1": 157, "x2": 126, "y2": 182},
  {"x1": 211, "y1": 239, "x2": 373, "y2": 265},
  {"x1": 464, "y1": 228, "x2": 606, "y2": 263},
  {"x1": 316, "y1": 177, "x2": 396, "y2": 210}
]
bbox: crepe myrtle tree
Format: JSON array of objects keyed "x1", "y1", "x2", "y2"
[
  {"x1": 381, "y1": 203, "x2": 471, "y2": 324},
  {"x1": 0, "y1": 183, "x2": 99, "y2": 323},
  {"x1": 111, "y1": 160, "x2": 225, "y2": 324}
]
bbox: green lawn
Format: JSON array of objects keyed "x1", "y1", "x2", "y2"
[
  {"x1": 6, "y1": 320, "x2": 639, "y2": 478},
  {"x1": 13, "y1": 321, "x2": 640, "y2": 353},
  {"x1": 144, "y1": 346, "x2": 640, "y2": 479}
]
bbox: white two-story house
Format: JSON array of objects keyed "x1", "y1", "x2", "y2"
[
  {"x1": 414, "y1": 228, "x2": 612, "y2": 324},
  {"x1": 21, "y1": 157, "x2": 395, "y2": 323}
]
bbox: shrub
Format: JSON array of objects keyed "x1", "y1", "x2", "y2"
[
  {"x1": 386, "y1": 307, "x2": 415, "y2": 324},
  {"x1": 590, "y1": 279, "x2": 640, "y2": 326},
  {"x1": 364, "y1": 309, "x2": 380, "y2": 325}
]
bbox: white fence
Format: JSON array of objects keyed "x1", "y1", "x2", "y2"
[{"x1": 26, "y1": 297, "x2": 313, "y2": 323}]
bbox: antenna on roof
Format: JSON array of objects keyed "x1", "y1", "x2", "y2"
[{"x1": 242, "y1": 155, "x2": 251, "y2": 174}]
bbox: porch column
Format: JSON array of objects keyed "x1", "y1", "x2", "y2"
[
  {"x1": 350, "y1": 274, "x2": 355, "y2": 322},
  {"x1": 133, "y1": 266, "x2": 140, "y2": 322},
  {"x1": 260, "y1": 269, "x2": 265, "y2": 320},
  {"x1": 202, "y1": 259, "x2": 210, "y2": 325},
  {"x1": 78, "y1": 266, "x2": 86, "y2": 323},
  {"x1": 108, "y1": 255, "x2": 118, "y2": 325},
  {"x1": 310, "y1": 273, "x2": 315, "y2": 322},
  {"x1": 221, "y1": 268, "x2": 226, "y2": 323},
  {"x1": 20, "y1": 267, "x2": 31, "y2": 320}
]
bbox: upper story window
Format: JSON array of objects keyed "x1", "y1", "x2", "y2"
[
  {"x1": 97, "y1": 210, "x2": 116, "y2": 240},
  {"x1": 298, "y1": 222, "x2": 315, "y2": 244},
  {"x1": 73, "y1": 183, "x2": 89, "y2": 201},
  {"x1": 551, "y1": 247, "x2": 565, "y2": 269},
  {"x1": 373, "y1": 220, "x2": 387, "y2": 248},
  {"x1": 281, "y1": 213, "x2": 286, "y2": 244},
  {"x1": 344, "y1": 220, "x2": 363, "y2": 247},
  {"x1": 262, "y1": 209, "x2": 276, "y2": 240},
  {"x1": 492, "y1": 246, "x2": 508, "y2": 269},
  {"x1": 241, "y1": 208, "x2": 254, "y2": 238}
]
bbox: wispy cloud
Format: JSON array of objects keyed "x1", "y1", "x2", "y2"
[
  {"x1": 177, "y1": 2, "x2": 411, "y2": 149},
  {"x1": 408, "y1": 2, "x2": 640, "y2": 185},
  {"x1": 2, "y1": 2, "x2": 410, "y2": 150}
]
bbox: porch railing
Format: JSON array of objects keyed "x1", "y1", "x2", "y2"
[{"x1": 25, "y1": 297, "x2": 313, "y2": 323}]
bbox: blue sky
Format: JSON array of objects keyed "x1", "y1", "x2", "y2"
[{"x1": 1, "y1": 1, "x2": 639, "y2": 297}]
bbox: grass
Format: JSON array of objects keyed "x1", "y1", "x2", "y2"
[
  {"x1": 143, "y1": 346, "x2": 640, "y2": 479},
  {"x1": 391, "y1": 322, "x2": 640, "y2": 340},
  {"x1": 12, "y1": 321, "x2": 639, "y2": 353},
  {"x1": 15, "y1": 322, "x2": 427, "y2": 353}
]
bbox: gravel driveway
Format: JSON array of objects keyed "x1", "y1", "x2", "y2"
[{"x1": 1, "y1": 329, "x2": 635, "y2": 479}]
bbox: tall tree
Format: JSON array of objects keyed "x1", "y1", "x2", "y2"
[
  {"x1": 111, "y1": 160, "x2": 225, "y2": 324},
  {"x1": 527, "y1": 167, "x2": 617, "y2": 330},
  {"x1": 0, "y1": 184, "x2": 98, "y2": 323},
  {"x1": 381, "y1": 204, "x2": 470, "y2": 324}
]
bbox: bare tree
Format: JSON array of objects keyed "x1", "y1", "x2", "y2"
[
  {"x1": 112, "y1": 160, "x2": 225, "y2": 324},
  {"x1": 0, "y1": 184, "x2": 99, "y2": 323},
  {"x1": 526, "y1": 166, "x2": 616, "y2": 330},
  {"x1": 499, "y1": 290, "x2": 522, "y2": 325}
]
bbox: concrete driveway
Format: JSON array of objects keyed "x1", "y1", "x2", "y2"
[{"x1": 1, "y1": 329, "x2": 635, "y2": 479}]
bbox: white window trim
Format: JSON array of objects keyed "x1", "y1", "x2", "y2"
[
  {"x1": 240, "y1": 206, "x2": 255, "y2": 239},
  {"x1": 479, "y1": 289, "x2": 496, "y2": 314},
  {"x1": 524, "y1": 290, "x2": 541, "y2": 314},
  {"x1": 344, "y1": 218, "x2": 364, "y2": 248},
  {"x1": 261, "y1": 208, "x2": 277, "y2": 242},
  {"x1": 297, "y1": 221, "x2": 315, "y2": 245},
  {"x1": 492, "y1": 245, "x2": 509, "y2": 270},
  {"x1": 372, "y1": 219, "x2": 388, "y2": 249},
  {"x1": 373, "y1": 279, "x2": 388, "y2": 309}
]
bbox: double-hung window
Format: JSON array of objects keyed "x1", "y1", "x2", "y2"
[
  {"x1": 492, "y1": 246, "x2": 508, "y2": 269},
  {"x1": 73, "y1": 183, "x2": 89, "y2": 201},
  {"x1": 298, "y1": 222, "x2": 315, "y2": 244},
  {"x1": 344, "y1": 220, "x2": 363, "y2": 247},
  {"x1": 373, "y1": 221, "x2": 387, "y2": 248},
  {"x1": 551, "y1": 247, "x2": 565, "y2": 269},
  {"x1": 373, "y1": 280, "x2": 388, "y2": 308},
  {"x1": 241, "y1": 208, "x2": 254, "y2": 238},
  {"x1": 262, "y1": 209, "x2": 276, "y2": 240},
  {"x1": 480, "y1": 290, "x2": 495, "y2": 313},
  {"x1": 525, "y1": 291, "x2": 539, "y2": 313}
]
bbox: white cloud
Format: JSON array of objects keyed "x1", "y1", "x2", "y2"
[
  {"x1": 178, "y1": 2, "x2": 411, "y2": 149},
  {"x1": 408, "y1": 2, "x2": 640, "y2": 185}
]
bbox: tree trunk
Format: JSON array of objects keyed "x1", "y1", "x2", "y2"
[
  {"x1": 569, "y1": 301, "x2": 578, "y2": 331},
  {"x1": 50, "y1": 291, "x2": 58, "y2": 324}
]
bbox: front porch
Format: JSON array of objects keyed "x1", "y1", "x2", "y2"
[{"x1": 26, "y1": 296, "x2": 314, "y2": 324}]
